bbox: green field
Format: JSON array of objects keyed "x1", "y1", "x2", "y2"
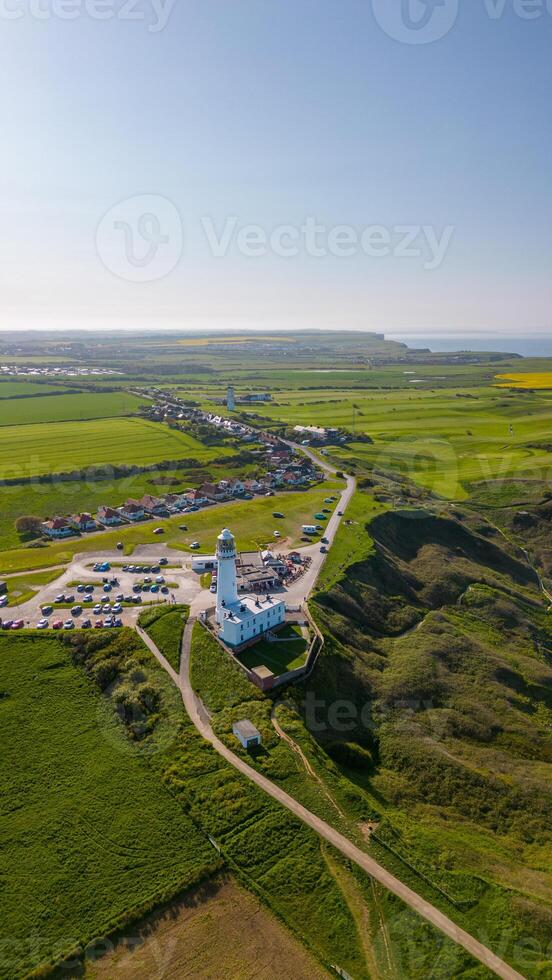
[
  {"x1": 0, "y1": 632, "x2": 218, "y2": 978},
  {"x1": 0, "y1": 390, "x2": 144, "y2": 427},
  {"x1": 0, "y1": 480, "x2": 344, "y2": 574},
  {"x1": 257, "y1": 384, "x2": 552, "y2": 498},
  {"x1": 0, "y1": 417, "x2": 221, "y2": 480},
  {"x1": 0, "y1": 381, "x2": 62, "y2": 397}
]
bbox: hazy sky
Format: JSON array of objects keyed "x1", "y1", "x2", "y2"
[{"x1": 1, "y1": 0, "x2": 551, "y2": 335}]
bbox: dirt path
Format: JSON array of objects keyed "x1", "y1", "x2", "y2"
[
  {"x1": 130, "y1": 617, "x2": 525, "y2": 980},
  {"x1": 142, "y1": 453, "x2": 527, "y2": 980},
  {"x1": 270, "y1": 704, "x2": 346, "y2": 820}
]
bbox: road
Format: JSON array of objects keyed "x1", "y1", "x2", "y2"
[
  {"x1": 145, "y1": 443, "x2": 524, "y2": 980},
  {"x1": 133, "y1": 615, "x2": 521, "y2": 980}
]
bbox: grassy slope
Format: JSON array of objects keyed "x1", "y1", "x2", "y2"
[
  {"x1": 2, "y1": 567, "x2": 64, "y2": 605},
  {"x1": 0, "y1": 632, "x2": 218, "y2": 978},
  {"x1": 0, "y1": 479, "x2": 344, "y2": 574},
  {"x1": 0, "y1": 390, "x2": 144, "y2": 426},
  {"x1": 139, "y1": 604, "x2": 189, "y2": 671},
  {"x1": 306, "y1": 488, "x2": 552, "y2": 976},
  {"x1": 188, "y1": 623, "x2": 487, "y2": 978}
]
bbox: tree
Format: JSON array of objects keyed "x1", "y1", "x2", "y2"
[{"x1": 15, "y1": 516, "x2": 43, "y2": 538}]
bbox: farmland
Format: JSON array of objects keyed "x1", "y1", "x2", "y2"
[
  {"x1": 0, "y1": 390, "x2": 144, "y2": 427},
  {"x1": 0, "y1": 631, "x2": 218, "y2": 979},
  {"x1": 256, "y1": 383, "x2": 552, "y2": 497},
  {"x1": 0, "y1": 381, "x2": 62, "y2": 397},
  {"x1": 0, "y1": 417, "x2": 220, "y2": 480}
]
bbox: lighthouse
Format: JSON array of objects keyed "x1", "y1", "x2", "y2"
[
  {"x1": 215, "y1": 528, "x2": 239, "y2": 624},
  {"x1": 227, "y1": 385, "x2": 235, "y2": 411}
]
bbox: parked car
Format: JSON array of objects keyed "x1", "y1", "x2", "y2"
[
  {"x1": 153, "y1": 528, "x2": 164, "y2": 535},
  {"x1": 71, "y1": 606, "x2": 82, "y2": 616},
  {"x1": 116, "y1": 542, "x2": 124, "y2": 550},
  {"x1": 161, "y1": 586, "x2": 169, "y2": 594},
  {"x1": 143, "y1": 576, "x2": 152, "y2": 584},
  {"x1": 159, "y1": 557, "x2": 168, "y2": 565},
  {"x1": 65, "y1": 595, "x2": 75, "y2": 604},
  {"x1": 54, "y1": 594, "x2": 65, "y2": 603},
  {"x1": 11, "y1": 620, "x2": 24, "y2": 630},
  {"x1": 112, "y1": 603, "x2": 122, "y2": 613},
  {"x1": 0, "y1": 597, "x2": 8, "y2": 608},
  {"x1": 103, "y1": 584, "x2": 112, "y2": 593},
  {"x1": 150, "y1": 585, "x2": 159, "y2": 593},
  {"x1": 116, "y1": 593, "x2": 124, "y2": 602},
  {"x1": 93, "y1": 604, "x2": 102, "y2": 614},
  {"x1": 63, "y1": 620, "x2": 75, "y2": 630},
  {"x1": 337, "y1": 510, "x2": 343, "y2": 516},
  {"x1": 1, "y1": 620, "x2": 14, "y2": 630},
  {"x1": 151, "y1": 565, "x2": 160, "y2": 573},
  {"x1": 94, "y1": 619, "x2": 104, "y2": 628},
  {"x1": 85, "y1": 584, "x2": 94, "y2": 593},
  {"x1": 102, "y1": 604, "x2": 111, "y2": 613},
  {"x1": 52, "y1": 620, "x2": 64, "y2": 630},
  {"x1": 77, "y1": 584, "x2": 86, "y2": 593},
  {"x1": 104, "y1": 618, "x2": 114, "y2": 628},
  {"x1": 36, "y1": 619, "x2": 49, "y2": 629},
  {"x1": 113, "y1": 618, "x2": 123, "y2": 627},
  {"x1": 320, "y1": 545, "x2": 328, "y2": 553},
  {"x1": 273, "y1": 531, "x2": 281, "y2": 537},
  {"x1": 321, "y1": 537, "x2": 329, "y2": 544},
  {"x1": 273, "y1": 512, "x2": 284, "y2": 519},
  {"x1": 190, "y1": 542, "x2": 200, "y2": 550},
  {"x1": 81, "y1": 619, "x2": 92, "y2": 629},
  {"x1": 155, "y1": 575, "x2": 164, "y2": 583},
  {"x1": 41, "y1": 605, "x2": 53, "y2": 616},
  {"x1": 210, "y1": 582, "x2": 217, "y2": 593},
  {"x1": 132, "y1": 596, "x2": 142, "y2": 604},
  {"x1": 142, "y1": 584, "x2": 151, "y2": 592},
  {"x1": 133, "y1": 584, "x2": 142, "y2": 593}
]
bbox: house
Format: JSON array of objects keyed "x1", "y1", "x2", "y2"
[
  {"x1": 41, "y1": 517, "x2": 74, "y2": 539},
  {"x1": 97, "y1": 506, "x2": 122, "y2": 526},
  {"x1": 225, "y1": 477, "x2": 245, "y2": 496},
  {"x1": 184, "y1": 489, "x2": 208, "y2": 507},
  {"x1": 243, "y1": 479, "x2": 261, "y2": 494},
  {"x1": 138, "y1": 494, "x2": 169, "y2": 516},
  {"x1": 282, "y1": 469, "x2": 301, "y2": 485},
  {"x1": 118, "y1": 501, "x2": 145, "y2": 522},
  {"x1": 198, "y1": 482, "x2": 227, "y2": 502},
  {"x1": 71, "y1": 513, "x2": 98, "y2": 533},
  {"x1": 232, "y1": 719, "x2": 262, "y2": 750}
]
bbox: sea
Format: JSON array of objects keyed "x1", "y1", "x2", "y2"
[{"x1": 387, "y1": 334, "x2": 552, "y2": 359}]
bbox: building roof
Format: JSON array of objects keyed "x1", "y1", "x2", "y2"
[
  {"x1": 250, "y1": 666, "x2": 275, "y2": 680},
  {"x1": 232, "y1": 719, "x2": 261, "y2": 740},
  {"x1": 222, "y1": 593, "x2": 284, "y2": 624}
]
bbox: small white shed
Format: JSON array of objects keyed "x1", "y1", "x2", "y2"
[{"x1": 232, "y1": 719, "x2": 261, "y2": 750}]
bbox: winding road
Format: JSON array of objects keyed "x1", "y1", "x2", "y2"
[{"x1": 144, "y1": 446, "x2": 524, "y2": 980}]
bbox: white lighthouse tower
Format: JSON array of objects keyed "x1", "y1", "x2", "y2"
[
  {"x1": 227, "y1": 385, "x2": 235, "y2": 412},
  {"x1": 215, "y1": 528, "x2": 239, "y2": 625}
]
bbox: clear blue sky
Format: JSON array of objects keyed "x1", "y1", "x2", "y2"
[{"x1": 1, "y1": 0, "x2": 550, "y2": 335}]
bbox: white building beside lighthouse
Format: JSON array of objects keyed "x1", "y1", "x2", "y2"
[{"x1": 215, "y1": 527, "x2": 286, "y2": 647}]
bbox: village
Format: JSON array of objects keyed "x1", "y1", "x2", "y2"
[{"x1": 40, "y1": 438, "x2": 324, "y2": 541}]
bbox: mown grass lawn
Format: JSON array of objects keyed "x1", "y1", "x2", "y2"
[
  {"x1": 237, "y1": 631, "x2": 308, "y2": 674},
  {"x1": 0, "y1": 390, "x2": 145, "y2": 427},
  {"x1": 0, "y1": 417, "x2": 220, "y2": 480},
  {"x1": 0, "y1": 480, "x2": 345, "y2": 575},
  {"x1": 0, "y1": 632, "x2": 217, "y2": 979},
  {"x1": 258, "y1": 384, "x2": 552, "y2": 498},
  {"x1": 2, "y1": 567, "x2": 64, "y2": 605}
]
